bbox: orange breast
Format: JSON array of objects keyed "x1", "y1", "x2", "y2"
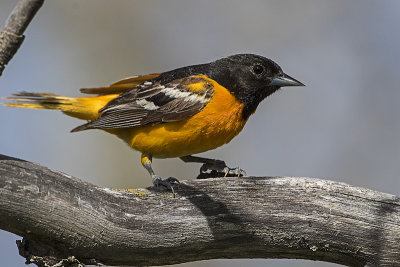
[{"x1": 109, "y1": 77, "x2": 248, "y2": 158}]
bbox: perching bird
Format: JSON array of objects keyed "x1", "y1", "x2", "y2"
[{"x1": 3, "y1": 54, "x2": 304, "y2": 191}]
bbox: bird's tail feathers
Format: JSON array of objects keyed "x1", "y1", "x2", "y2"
[{"x1": 2, "y1": 92, "x2": 118, "y2": 122}]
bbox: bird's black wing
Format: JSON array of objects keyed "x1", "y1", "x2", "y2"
[{"x1": 71, "y1": 76, "x2": 214, "y2": 132}]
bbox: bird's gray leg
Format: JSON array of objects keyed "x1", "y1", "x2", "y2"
[{"x1": 141, "y1": 154, "x2": 179, "y2": 192}]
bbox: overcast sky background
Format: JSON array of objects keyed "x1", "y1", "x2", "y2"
[{"x1": 1, "y1": 1, "x2": 399, "y2": 266}]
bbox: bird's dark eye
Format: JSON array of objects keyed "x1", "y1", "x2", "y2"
[{"x1": 253, "y1": 65, "x2": 264, "y2": 75}]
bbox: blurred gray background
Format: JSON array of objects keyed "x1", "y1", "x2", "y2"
[{"x1": 1, "y1": 0, "x2": 399, "y2": 266}]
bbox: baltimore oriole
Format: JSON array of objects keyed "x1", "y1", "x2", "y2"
[{"x1": 3, "y1": 54, "x2": 304, "y2": 191}]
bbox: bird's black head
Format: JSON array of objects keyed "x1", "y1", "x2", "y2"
[
  {"x1": 208, "y1": 54, "x2": 304, "y2": 119},
  {"x1": 154, "y1": 54, "x2": 304, "y2": 120}
]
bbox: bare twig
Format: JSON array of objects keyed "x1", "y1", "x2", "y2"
[
  {"x1": 0, "y1": 154, "x2": 399, "y2": 267},
  {"x1": 0, "y1": 0, "x2": 44, "y2": 76}
]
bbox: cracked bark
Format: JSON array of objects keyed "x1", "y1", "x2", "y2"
[{"x1": 0, "y1": 154, "x2": 399, "y2": 267}]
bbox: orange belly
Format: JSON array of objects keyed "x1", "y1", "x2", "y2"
[{"x1": 108, "y1": 79, "x2": 248, "y2": 158}]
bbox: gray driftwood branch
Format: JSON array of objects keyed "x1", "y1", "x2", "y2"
[
  {"x1": 0, "y1": 0, "x2": 44, "y2": 76},
  {"x1": 0, "y1": 154, "x2": 399, "y2": 267}
]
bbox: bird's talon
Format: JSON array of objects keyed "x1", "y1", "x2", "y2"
[
  {"x1": 198, "y1": 162, "x2": 246, "y2": 178},
  {"x1": 152, "y1": 176, "x2": 179, "y2": 193},
  {"x1": 164, "y1": 177, "x2": 180, "y2": 184},
  {"x1": 223, "y1": 167, "x2": 229, "y2": 177},
  {"x1": 223, "y1": 166, "x2": 246, "y2": 177}
]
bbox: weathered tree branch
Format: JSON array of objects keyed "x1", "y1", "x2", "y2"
[
  {"x1": 0, "y1": 154, "x2": 399, "y2": 267},
  {"x1": 1, "y1": 2, "x2": 398, "y2": 266},
  {"x1": 0, "y1": 0, "x2": 44, "y2": 76}
]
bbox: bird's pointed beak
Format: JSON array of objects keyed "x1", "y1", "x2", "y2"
[{"x1": 270, "y1": 73, "x2": 305, "y2": 87}]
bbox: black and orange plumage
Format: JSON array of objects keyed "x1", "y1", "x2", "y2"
[{"x1": 3, "y1": 54, "x2": 304, "y2": 190}]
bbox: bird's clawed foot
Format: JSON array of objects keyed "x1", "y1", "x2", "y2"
[
  {"x1": 222, "y1": 166, "x2": 247, "y2": 177},
  {"x1": 152, "y1": 175, "x2": 180, "y2": 193},
  {"x1": 198, "y1": 160, "x2": 246, "y2": 179}
]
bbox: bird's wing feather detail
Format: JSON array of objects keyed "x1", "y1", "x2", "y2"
[
  {"x1": 79, "y1": 73, "x2": 162, "y2": 95},
  {"x1": 72, "y1": 76, "x2": 214, "y2": 131}
]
